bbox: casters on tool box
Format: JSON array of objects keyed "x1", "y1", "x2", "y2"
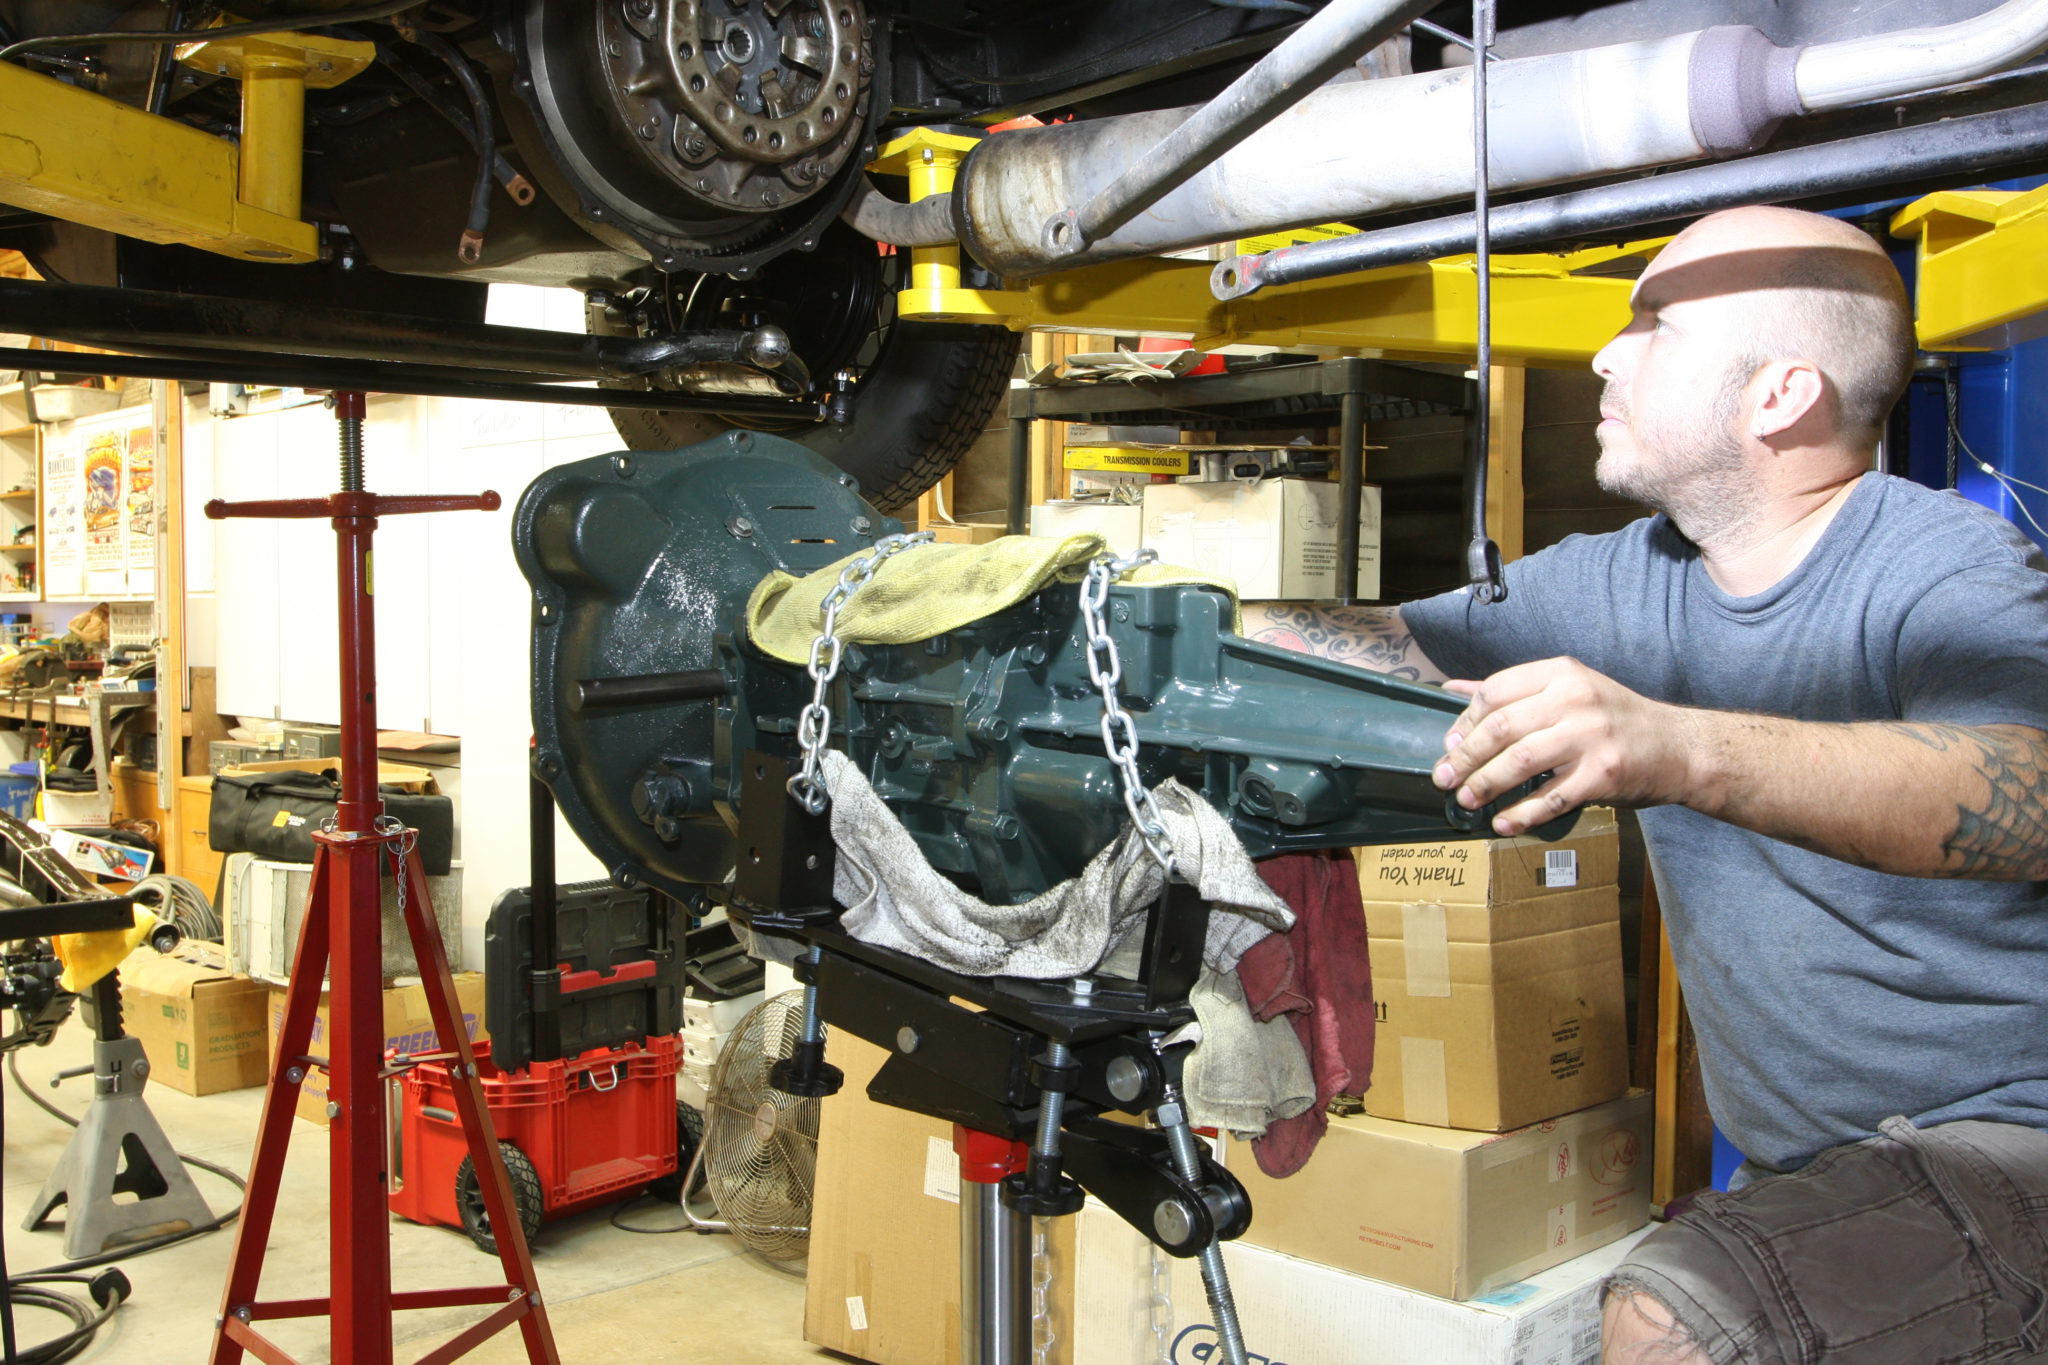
[{"x1": 456, "y1": 1142, "x2": 545, "y2": 1256}]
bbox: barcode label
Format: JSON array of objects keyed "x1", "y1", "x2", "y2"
[
  {"x1": 846, "y1": 1296, "x2": 868, "y2": 1331},
  {"x1": 1544, "y1": 850, "x2": 1578, "y2": 888}
]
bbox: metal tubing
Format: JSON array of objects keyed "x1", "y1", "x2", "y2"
[
  {"x1": 1216, "y1": 99, "x2": 2048, "y2": 298},
  {"x1": 529, "y1": 773, "x2": 560, "y2": 1063},
  {"x1": 333, "y1": 524, "x2": 380, "y2": 831},
  {"x1": 960, "y1": 1178, "x2": 1032, "y2": 1365},
  {"x1": 1337, "y1": 381, "x2": 1364, "y2": 605},
  {"x1": 1041, "y1": 0, "x2": 1434, "y2": 258},
  {"x1": 1032, "y1": 1042, "x2": 1071, "y2": 1158},
  {"x1": 841, "y1": 176, "x2": 957, "y2": 247},
  {"x1": 799, "y1": 948, "x2": 826, "y2": 1047},
  {"x1": 571, "y1": 669, "x2": 730, "y2": 712},
  {"x1": 1006, "y1": 418, "x2": 1031, "y2": 537},
  {"x1": 1465, "y1": 0, "x2": 1506, "y2": 604},
  {"x1": 1161, "y1": 1110, "x2": 1247, "y2": 1365},
  {"x1": 328, "y1": 837, "x2": 393, "y2": 1363},
  {"x1": 0, "y1": 345, "x2": 822, "y2": 418},
  {"x1": 0, "y1": 279, "x2": 790, "y2": 382}
]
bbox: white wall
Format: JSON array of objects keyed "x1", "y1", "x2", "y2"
[{"x1": 207, "y1": 285, "x2": 622, "y2": 967}]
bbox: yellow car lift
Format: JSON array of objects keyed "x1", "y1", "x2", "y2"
[
  {"x1": 1892, "y1": 185, "x2": 2048, "y2": 351},
  {"x1": 871, "y1": 128, "x2": 1641, "y2": 366},
  {"x1": 0, "y1": 25, "x2": 371, "y2": 265},
  {"x1": 0, "y1": 65, "x2": 1634, "y2": 364}
]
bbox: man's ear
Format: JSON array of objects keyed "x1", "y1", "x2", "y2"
[{"x1": 1751, "y1": 358, "x2": 1828, "y2": 442}]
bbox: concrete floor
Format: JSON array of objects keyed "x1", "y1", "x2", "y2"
[{"x1": 0, "y1": 1018, "x2": 832, "y2": 1364}]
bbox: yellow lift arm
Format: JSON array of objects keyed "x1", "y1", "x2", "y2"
[
  {"x1": 873, "y1": 127, "x2": 1644, "y2": 366},
  {"x1": 0, "y1": 26, "x2": 370, "y2": 265},
  {"x1": 1892, "y1": 186, "x2": 2048, "y2": 351}
]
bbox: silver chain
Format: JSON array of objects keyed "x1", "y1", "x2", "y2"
[
  {"x1": 1031, "y1": 1215, "x2": 1056, "y2": 1365},
  {"x1": 376, "y1": 814, "x2": 418, "y2": 920},
  {"x1": 1080, "y1": 552, "x2": 1177, "y2": 876},
  {"x1": 788, "y1": 531, "x2": 935, "y2": 814},
  {"x1": 1146, "y1": 1242, "x2": 1174, "y2": 1365}
]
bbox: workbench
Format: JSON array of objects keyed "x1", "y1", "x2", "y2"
[{"x1": 1005, "y1": 356, "x2": 1473, "y2": 603}]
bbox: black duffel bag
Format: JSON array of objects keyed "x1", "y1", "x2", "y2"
[{"x1": 208, "y1": 769, "x2": 454, "y2": 875}]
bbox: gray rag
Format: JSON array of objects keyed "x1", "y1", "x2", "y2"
[
  {"x1": 812, "y1": 750, "x2": 1314, "y2": 1134},
  {"x1": 821, "y1": 751, "x2": 1286, "y2": 975},
  {"x1": 1185, "y1": 968, "x2": 1317, "y2": 1138}
]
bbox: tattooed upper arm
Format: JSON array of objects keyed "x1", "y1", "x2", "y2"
[
  {"x1": 1876, "y1": 721, "x2": 2048, "y2": 880},
  {"x1": 1242, "y1": 604, "x2": 1448, "y2": 684}
]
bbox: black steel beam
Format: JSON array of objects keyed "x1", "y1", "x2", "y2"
[
  {"x1": 1008, "y1": 356, "x2": 1468, "y2": 422},
  {"x1": 0, "y1": 897, "x2": 138, "y2": 940},
  {"x1": 0, "y1": 277, "x2": 743, "y2": 380},
  {"x1": 0, "y1": 346, "x2": 824, "y2": 417}
]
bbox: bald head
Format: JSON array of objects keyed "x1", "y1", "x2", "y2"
[{"x1": 1643, "y1": 206, "x2": 1917, "y2": 443}]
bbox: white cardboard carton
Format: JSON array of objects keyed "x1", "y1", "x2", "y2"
[
  {"x1": 1141, "y1": 480, "x2": 1381, "y2": 600},
  {"x1": 1074, "y1": 1203, "x2": 1648, "y2": 1365},
  {"x1": 1030, "y1": 500, "x2": 1145, "y2": 556}
]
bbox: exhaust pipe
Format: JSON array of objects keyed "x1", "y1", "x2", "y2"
[{"x1": 949, "y1": 0, "x2": 2048, "y2": 280}]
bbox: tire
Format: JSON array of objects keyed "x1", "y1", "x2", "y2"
[
  {"x1": 646, "y1": 1101, "x2": 706, "y2": 1203},
  {"x1": 455, "y1": 1142, "x2": 545, "y2": 1256},
  {"x1": 607, "y1": 321, "x2": 1017, "y2": 513}
]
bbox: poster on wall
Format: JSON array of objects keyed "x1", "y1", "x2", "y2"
[
  {"x1": 125, "y1": 417, "x2": 156, "y2": 586},
  {"x1": 41, "y1": 428, "x2": 84, "y2": 600},
  {"x1": 83, "y1": 427, "x2": 123, "y2": 569}
]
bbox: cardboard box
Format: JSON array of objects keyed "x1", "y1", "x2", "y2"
[
  {"x1": 805, "y1": 1032, "x2": 1076, "y2": 1364},
  {"x1": 1029, "y1": 500, "x2": 1144, "y2": 556},
  {"x1": 1353, "y1": 807, "x2": 1619, "y2": 906},
  {"x1": 1223, "y1": 1089, "x2": 1653, "y2": 1300},
  {"x1": 1357, "y1": 809, "x2": 1627, "y2": 1131},
  {"x1": 1063, "y1": 445, "x2": 1191, "y2": 476},
  {"x1": 264, "y1": 974, "x2": 487, "y2": 1125},
  {"x1": 1140, "y1": 479, "x2": 1381, "y2": 600},
  {"x1": 46, "y1": 826, "x2": 154, "y2": 881},
  {"x1": 1076, "y1": 1202, "x2": 1649, "y2": 1365},
  {"x1": 120, "y1": 942, "x2": 271, "y2": 1096}
]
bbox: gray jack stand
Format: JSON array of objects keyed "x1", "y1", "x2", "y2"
[{"x1": 23, "y1": 973, "x2": 213, "y2": 1259}]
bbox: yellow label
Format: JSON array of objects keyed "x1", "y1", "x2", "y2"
[
  {"x1": 1064, "y1": 445, "x2": 1190, "y2": 475},
  {"x1": 1235, "y1": 222, "x2": 1360, "y2": 256},
  {"x1": 365, "y1": 550, "x2": 374, "y2": 596},
  {"x1": 271, "y1": 810, "x2": 291, "y2": 828}
]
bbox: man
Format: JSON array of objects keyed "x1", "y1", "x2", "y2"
[{"x1": 1246, "y1": 205, "x2": 2048, "y2": 1364}]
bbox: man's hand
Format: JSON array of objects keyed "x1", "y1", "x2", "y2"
[
  {"x1": 1435, "y1": 660, "x2": 2048, "y2": 880},
  {"x1": 1434, "y1": 657, "x2": 1696, "y2": 836}
]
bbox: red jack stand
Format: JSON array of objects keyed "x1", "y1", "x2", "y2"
[{"x1": 205, "y1": 393, "x2": 559, "y2": 1365}]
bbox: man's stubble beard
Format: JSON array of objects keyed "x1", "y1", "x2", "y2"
[{"x1": 1595, "y1": 367, "x2": 1762, "y2": 549}]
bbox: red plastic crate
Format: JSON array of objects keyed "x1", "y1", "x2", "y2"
[{"x1": 389, "y1": 1035, "x2": 679, "y2": 1232}]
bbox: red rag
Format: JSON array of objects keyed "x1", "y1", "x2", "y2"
[{"x1": 1239, "y1": 850, "x2": 1374, "y2": 1177}]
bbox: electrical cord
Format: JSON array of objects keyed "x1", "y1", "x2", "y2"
[
  {"x1": 402, "y1": 28, "x2": 496, "y2": 263},
  {"x1": 129, "y1": 874, "x2": 221, "y2": 943},
  {"x1": 1942, "y1": 368, "x2": 2048, "y2": 542},
  {"x1": 607, "y1": 1194, "x2": 692, "y2": 1235},
  {"x1": 0, "y1": 1273, "x2": 129, "y2": 1365},
  {"x1": 371, "y1": 43, "x2": 533, "y2": 204},
  {"x1": 0, "y1": 2, "x2": 422, "y2": 65}
]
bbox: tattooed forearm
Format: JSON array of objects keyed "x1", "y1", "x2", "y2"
[
  {"x1": 1242, "y1": 604, "x2": 1446, "y2": 683},
  {"x1": 1695, "y1": 717, "x2": 2048, "y2": 880},
  {"x1": 1876, "y1": 722, "x2": 2048, "y2": 879}
]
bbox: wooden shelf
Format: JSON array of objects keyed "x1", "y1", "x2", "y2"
[
  {"x1": 0, "y1": 592, "x2": 36, "y2": 603},
  {"x1": 0, "y1": 490, "x2": 35, "y2": 501},
  {"x1": 0, "y1": 543, "x2": 34, "y2": 554}
]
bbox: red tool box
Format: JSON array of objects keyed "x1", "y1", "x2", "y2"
[{"x1": 390, "y1": 1035, "x2": 680, "y2": 1252}]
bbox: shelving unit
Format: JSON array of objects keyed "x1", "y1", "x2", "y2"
[
  {"x1": 1005, "y1": 357, "x2": 1473, "y2": 603},
  {"x1": 0, "y1": 382, "x2": 40, "y2": 600}
]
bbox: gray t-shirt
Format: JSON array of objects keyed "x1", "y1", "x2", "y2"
[{"x1": 1404, "y1": 472, "x2": 2048, "y2": 1172}]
